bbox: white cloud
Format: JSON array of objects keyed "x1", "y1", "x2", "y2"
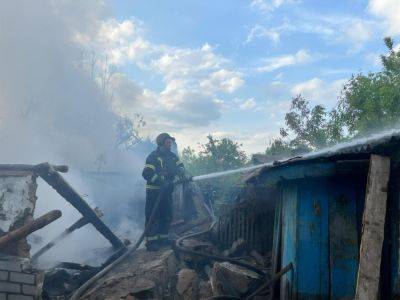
[
  {"x1": 369, "y1": 0, "x2": 400, "y2": 36},
  {"x1": 257, "y1": 49, "x2": 311, "y2": 72},
  {"x1": 200, "y1": 69, "x2": 244, "y2": 94},
  {"x1": 81, "y1": 19, "x2": 245, "y2": 128},
  {"x1": 94, "y1": 19, "x2": 151, "y2": 65},
  {"x1": 246, "y1": 24, "x2": 284, "y2": 44},
  {"x1": 291, "y1": 77, "x2": 347, "y2": 107},
  {"x1": 364, "y1": 51, "x2": 382, "y2": 67},
  {"x1": 240, "y1": 98, "x2": 256, "y2": 110},
  {"x1": 255, "y1": 12, "x2": 379, "y2": 55},
  {"x1": 345, "y1": 20, "x2": 372, "y2": 43},
  {"x1": 250, "y1": 0, "x2": 288, "y2": 14},
  {"x1": 152, "y1": 43, "x2": 226, "y2": 80}
]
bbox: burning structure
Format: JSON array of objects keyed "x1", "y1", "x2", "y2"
[
  {"x1": 0, "y1": 163, "x2": 127, "y2": 299},
  {"x1": 1, "y1": 131, "x2": 400, "y2": 300}
]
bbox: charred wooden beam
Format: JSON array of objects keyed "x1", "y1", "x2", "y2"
[
  {"x1": 31, "y1": 217, "x2": 88, "y2": 262},
  {"x1": 0, "y1": 210, "x2": 62, "y2": 249},
  {"x1": 35, "y1": 162, "x2": 125, "y2": 249},
  {"x1": 0, "y1": 164, "x2": 68, "y2": 173},
  {"x1": 246, "y1": 262, "x2": 293, "y2": 299},
  {"x1": 32, "y1": 207, "x2": 103, "y2": 262}
]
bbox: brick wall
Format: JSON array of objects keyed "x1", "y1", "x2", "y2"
[{"x1": 0, "y1": 255, "x2": 43, "y2": 300}]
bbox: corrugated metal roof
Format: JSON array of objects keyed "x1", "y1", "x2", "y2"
[{"x1": 246, "y1": 129, "x2": 400, "y2": 181}]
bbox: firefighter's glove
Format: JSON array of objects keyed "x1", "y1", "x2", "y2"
[
  {"x1": 162, "y1": 180, "x2": 174, "y2": 193},
  {"x1": 150, "y1": 174, "x2": 164, "y2": 186}
]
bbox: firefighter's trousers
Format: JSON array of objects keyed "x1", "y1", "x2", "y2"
[{"x1": 144, "y1": 185, "x2": 173, "y2": 242}]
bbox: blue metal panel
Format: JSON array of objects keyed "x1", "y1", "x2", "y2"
[
  {"x1": 297, "y1": 179, "x2": 329, "y2": 299},
  {"x1": 259, "y1": 162, "x2": 336, "y2": 186},
  {"x1": 328, "y1": 177, "x2": 359, "y2": 299},
  {"x1": 280, "y1": 182, "x2": 297, "y2": 300}
]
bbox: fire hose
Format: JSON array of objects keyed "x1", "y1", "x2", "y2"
[
  {"x1": 70, "y1": 175, "x2": 265, "y2": 299},
  {"x1": 69, "y1": 185, "x2": 168, "y2": 300},
  {"x1": 174, "y1": 223, "x2": 266, "y2": 276}
]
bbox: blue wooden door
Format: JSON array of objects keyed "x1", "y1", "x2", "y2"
[
  {"x1": 297, "y1": 179, "x2": 329, "y2": 299},
  {"x1": 328, "y1": 178, "x2": 359, "y2": 299}
]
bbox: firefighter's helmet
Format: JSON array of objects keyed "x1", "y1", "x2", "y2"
[{"x1": 156, "y1": 133, "x2": 175, "y2": 146}]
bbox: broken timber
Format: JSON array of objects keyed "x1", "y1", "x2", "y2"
[
  {"x1": 32, "y1": 217, "x2": 90, "y2": 262},
  {"x1": 0, "y1": 210, "x2": 62, "y2": 249},
  {"x1": 35, "y1": 163, "x2": 125, "y2": 249},
  {"x1": 355, "y1": 154, "x2": 390, "y2": 300}
]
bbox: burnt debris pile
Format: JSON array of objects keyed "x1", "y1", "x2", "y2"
[{"x1": 0, "y1": 161, "x2": 284, "y2": 299}]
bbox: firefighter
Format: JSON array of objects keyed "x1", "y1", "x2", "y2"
[{"x1": 142, "y1": 133, "x2": 186, "y2": 251}]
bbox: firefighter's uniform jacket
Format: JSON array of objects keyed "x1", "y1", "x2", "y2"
[{"x1": 142, "y1": 147, "x2": 184, "y2": 242}]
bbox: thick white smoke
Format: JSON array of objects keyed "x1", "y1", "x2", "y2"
[{"x1": 0, "y1": 1, "x2": 149, "y2": 265}]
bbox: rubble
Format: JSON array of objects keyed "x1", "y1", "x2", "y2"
[
  {"x1": 176, "y1": 268, "x2": 198, "y2": 299},
  {"x1": 0, "y1": 163, "x2": 276, "y2": 299},
  {"x1": 222, "y1": 238, "x2": 247, "y2": 257},
  {"x1": 81, "y1": 248, "x2": 178, "y2": 299},
  {"x1": 211, "y1": 261, "x2": 262, "y2": 297},
  {"x1": 198, "y1": 279, "x2": 213, "y2": 299}
]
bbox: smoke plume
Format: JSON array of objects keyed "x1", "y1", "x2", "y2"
[{"x1": 0, "y1": 1, "x2": 149, "y2": 265}]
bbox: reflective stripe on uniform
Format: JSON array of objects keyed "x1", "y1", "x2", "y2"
[
  {"x1": 145, "y1": 164, "x2": 156, "y2": 171},
  {"x1": 158, "y1": 234, "x2": 169, "y2": 239},
  {"x1": 146, "y1": 235, "x2": 158, "y2": 241},
  {"x1": 150, "y1": 174, "x2": 158, "y2": 183},
  {"x1": 146, "y1": 184, "x2": 161, "y2": 189},
  {"x1": 157, "y1": 157, "x2": 163, "y2": 168}
]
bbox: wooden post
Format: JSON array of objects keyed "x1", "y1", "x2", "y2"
[
  {"x1": 0, "y1": 210, "x2": 62, "y2": 249},
  {"x1": 355, "y1": 154, "x2": 390, "y2": 300},
  {"x1": 35, "y1": 163, "x2": 125, "y2": 249}
]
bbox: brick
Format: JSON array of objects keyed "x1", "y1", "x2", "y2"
[
  {"x1": 22, "y1": 284, "x2": 37, "y2": 296},
  {"x1": 0, "y1": 271, "x2": 8, "y2": 281},
  {"x1": 10, "y1": 272, "x2": 35, "y2": 285},
  {"x1": 0, "y1": 293, "x2": 5, "y2": 300},
  {"x1": 0, "y1": 281, "x2": 20, "y2": 293},
  {"x1": 0, "y1": 260, "x2": 21, "y2": 272},
  {"x1": 8, "y1": 295, "x2": 34, "y2": 300}
]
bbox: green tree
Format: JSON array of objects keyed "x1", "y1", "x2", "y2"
[
  {"x1": 181, "y1": 135, "x2": 247, "y2": 215},
  {"x1": 337, "y1": 37, "x2": 400, "y2": 136},
  {"x1": 266, "y1": 37, "x2": 400, "y2": 156},
  {"x1": 266, "y1": 96, "x2": 342, "y2": 156},
  {"x1": 115, "y1": 114, "x2": 145, "y2": 150}
]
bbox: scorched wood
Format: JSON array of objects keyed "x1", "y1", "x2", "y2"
[
  {"x1": 35, "y1": 162, "x2": 125, "y2": 249},
  {"x1": 0, "y1": 210, "x2": 62, "y2": 249}
]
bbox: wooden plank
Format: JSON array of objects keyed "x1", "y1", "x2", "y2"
[
  {"x1": 35, "y1": 163, "x2": 125, "y2": 249},
  {"x1": 270, "y1": 191, "x2": 282, "y2": 300},
  {"x1": 0, "y1": 164, "x2": 68, "y2": 173},
  {"x1": 280, "y1": 182, "x2": 297, "y2": 300},
  {"x1": 328, "y1": 178, "x2": 359, "y2": 299},
  {"x1": 355, "y1": 155, "x2": 390, "y2": 300},
  {"x1": 0, "y1": 210, "x2": 62, "y2": 248},
  {"x1": 297, "y1": 179, "x2": 329, "y2": 299}
]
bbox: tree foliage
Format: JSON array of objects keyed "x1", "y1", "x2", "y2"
[
  {"x1": 337, "y1": 37, "x2": 400, "y2": 135},
  {"x1": 181, "y1": 135, "x2": 247, "y2": 215},
  {"x1": 266, "y1": 37, "x2": 400, "y2": 156},
  {"x1": 115, "y1": 114, "x2": 146, "y2": 150}
]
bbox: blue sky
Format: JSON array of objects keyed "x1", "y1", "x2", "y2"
[{"x1": 93, "y1": 0, "x2": 400, "y2": 154}]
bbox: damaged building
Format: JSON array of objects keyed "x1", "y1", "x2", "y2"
[
  {"x1": 1, "y1": 131, "x2": 400, "y2": 299},
  {"x1": 237, "y1": 130, "x2": 400, "y2": 299}
]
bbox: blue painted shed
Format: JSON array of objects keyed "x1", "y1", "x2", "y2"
[{"x1": 246, "y1": 130, "x2": 400, "y2": 299}]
